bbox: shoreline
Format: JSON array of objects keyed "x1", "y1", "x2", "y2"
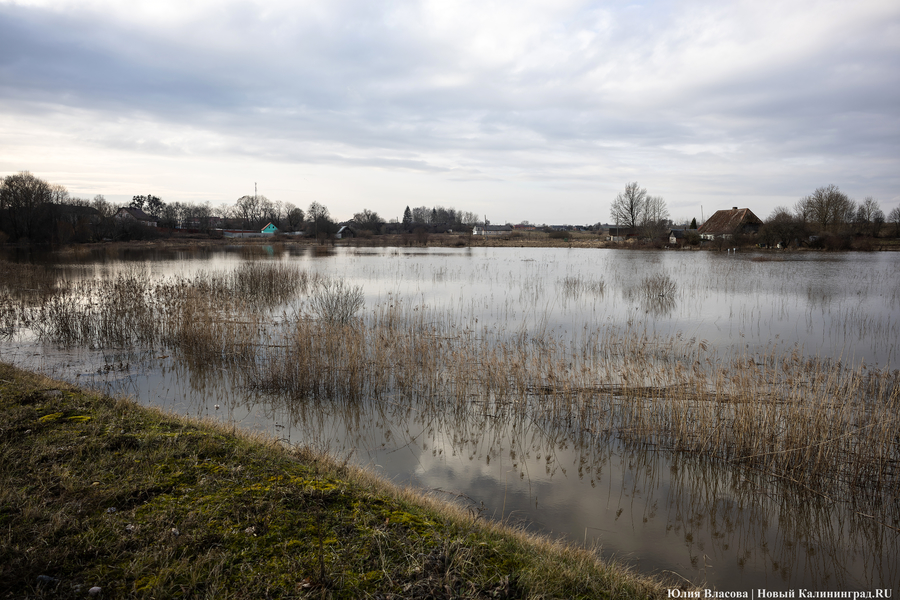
[
  {"x1": 0, "y1": 361, "x2": 673, "y2": 598},
  {"x1": 3, "y1": 229, "x2": 899, "y2": 253}
]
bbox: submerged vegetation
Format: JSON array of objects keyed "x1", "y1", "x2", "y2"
[
  {"x1": 3, "y1": 256, "x2": 898, "y2": 510},
  {"x1": 0, "y1": 362, "x2": 666, "y2": 598}
]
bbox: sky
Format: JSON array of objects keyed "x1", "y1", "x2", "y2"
[{"x1": 1, "y1": 0, "x2": 898, "y2": 225}]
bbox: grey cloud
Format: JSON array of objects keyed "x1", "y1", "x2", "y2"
[{"x1": 1, "y1": 0, "x2": 898, "y2": 220}]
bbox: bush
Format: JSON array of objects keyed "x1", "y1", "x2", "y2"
[
  {"x1": 818, "y1": 233, "x2": 852, "y2": 251},
  {"x1": 309, "y1": 279, "x2": 365, "y2": 325},
  {"x1": 851, "y1": 236, "x2": 875, "y2": 252}
]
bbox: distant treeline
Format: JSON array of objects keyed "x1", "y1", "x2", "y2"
[
  {"x1": 0, "y1": 172, "x2": 485, "y2": 244},
  {"x1": 2, "y1": 171, "x2": 898, "y2": 245},
  {"x1": 757, "y1": 186, "x2": 900, "y2": 249}
]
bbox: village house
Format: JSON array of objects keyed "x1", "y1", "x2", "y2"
[
  {"x1": 222, "y1": 222, "x2": 280, "y2": 238},
  {"x1": 668, "y1": 228, "x2": 698, "y2": 245},
  {"x1": 114, "y1": 207, "x2": 158, "y2": 227},
  {"x1": 335, "y1": 225, "x2": 356, "y2": 239},
  {"x1": 606, "y1": 227, "x2": 637, "y2": 242},
  {"x1": 472, "y1": 225, "x2": 513, "y2": 236},
  {"x1": 697, "y1": 207, "x2": 762, "y2": 240}
]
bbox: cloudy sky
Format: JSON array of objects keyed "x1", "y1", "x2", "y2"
[{"x1": 1, "y1": 0, "x2": 898, "y2": 224}]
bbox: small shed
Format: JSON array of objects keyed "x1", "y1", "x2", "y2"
[
  {"x1": 606, "y1": 227, "x2": 636, "y2": 242},
  {"x1": 261, "y1": 222, "x2": 279, "y2": 234},
  {"x1": 668, "y1": 229, "x2": 698, "y2": 245}
]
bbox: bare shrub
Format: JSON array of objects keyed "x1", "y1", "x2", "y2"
[{"x1": 308, "y1": 279, "x2": 365, "y2": 325}]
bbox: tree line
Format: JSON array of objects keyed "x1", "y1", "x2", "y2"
[
  {"x1": 608, "y1": 182, "x2": 671, "y2": 240},
  {"x1": 759, "y1": 184, "x2": 899, "y2": 248},
  {"x1": 0, "y1": 172, "x2": 485, "y2": 244},
  {"x1": 3, "y1": 171, "x2": 897, "y2": 246},
  {"x1": 608, "y1": 181, "x2": 899, "y2": 246}
]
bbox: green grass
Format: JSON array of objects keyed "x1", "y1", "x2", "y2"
[{"x1": 0, "y1": 362, "x2": 670, "y2": 599}]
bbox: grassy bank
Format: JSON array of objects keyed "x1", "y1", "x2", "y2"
[{"x1": 0, "y1": 362, "x2": 670, "y2": 599}]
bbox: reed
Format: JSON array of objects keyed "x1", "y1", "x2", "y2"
[
  {"x1": 639, "y1": 273, "x2": 677, "y2": 298},
  {"x1": 24, "y1": 263, "x2": 314, "y2": 363},
  {"x1": 253, "y1": 300, "x2": 899, "y2": 505},
  {"x1": 6, "y1": 256, "x2": 898, "y2": 509}
]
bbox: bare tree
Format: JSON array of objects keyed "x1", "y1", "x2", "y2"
[
  {"x1": 411, "y1": 206, "x2": 429, "y2": 224},
  {"x1": 799, "y1": 184, "x2": 854, "y2": 232},
  {"x1": 640, "y1": 195, "x2": 669, "y2": 239},
  {"x1": 854, "y1": 197, "x2": 885, "y2": 237},
  {"x1": 760, "y1": 206, "x2": 807, "y2": 248},
  {"x1": 888, "y1": 206, "x2": 900, "y2": 238},
  {"x1": 461, "y1": 211, "x2": 480, "y2": 227},
  {"x1": 50, "y1": 184, "x2": 70, "y2": 205},
  {"x1": 258, "y1": 196, "x2": 278, "y2": 225},
  {"x1": 308, "y1": 201, "x2": 331, "y2": 243},
  {"x1": 284, "y1": 203, "x2": 305, "y2": 232},
  {"x1": 235, "y1": 195, "x2": 262, "y2": 229},
  {"x1": 0, "y1": 171, "x2": 54, "y2": 241},
  {"x1": 90, "y1": 194, "x2": 114, "y2": 218},
  {"x1": 610, "y1": 182, "x2": 647, "y2": 229},
  {"x1": 353, "y1": 209, "x2": 384, "y2": 233}
]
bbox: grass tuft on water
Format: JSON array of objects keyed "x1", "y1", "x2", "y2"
[{"x1": 0, "y1": 362, "x2": 670, "y2": 599}]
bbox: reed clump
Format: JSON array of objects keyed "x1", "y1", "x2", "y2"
[
  {"x1": 24, "y1": 263, "x2": 314, "y2": 364},
  {"x1": 639, "y1": 273, "x2": 677, "y2": 298},
  {"x1": 560, "y1": 275, "x2": 606, "y2": 299}
]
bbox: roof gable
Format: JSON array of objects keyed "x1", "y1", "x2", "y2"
[
  {"x1": 116, "y1": 207, "x2": 157, "y2": 222},
  {"x1": 698, "y1": 208, "x2": 762, "y2": 235}
]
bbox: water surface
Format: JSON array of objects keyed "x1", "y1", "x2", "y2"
[{"x1": 2, "y1": 245, "x2": 897, "y2": 591}]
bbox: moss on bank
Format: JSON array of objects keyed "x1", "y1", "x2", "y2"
[{"x1": 0, "y1": 362, "x2": 669, "y2": 599}]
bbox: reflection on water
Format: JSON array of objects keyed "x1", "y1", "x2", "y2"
[{"x1": 2, "y1": 245, "x2": 899, "y2": 591}]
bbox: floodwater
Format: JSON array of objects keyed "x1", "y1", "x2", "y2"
[{"x1": 2, "y1": 245, "x2": 898, "y2": 592}]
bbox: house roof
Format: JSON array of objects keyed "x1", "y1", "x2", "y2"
[
  {"x1": 697, "y1": 208, "x2": 762, "y2": 235},
  {"x1": 116, "y1": 207, "x2": 157, "y2": 222},
  {"x1": 669, "y1": 228, "x2": 698, "y2": 238}
]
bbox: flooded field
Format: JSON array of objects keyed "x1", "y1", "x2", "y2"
[{"x1": 1, "y1": 245, "x2": 898, "y2": 591}]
